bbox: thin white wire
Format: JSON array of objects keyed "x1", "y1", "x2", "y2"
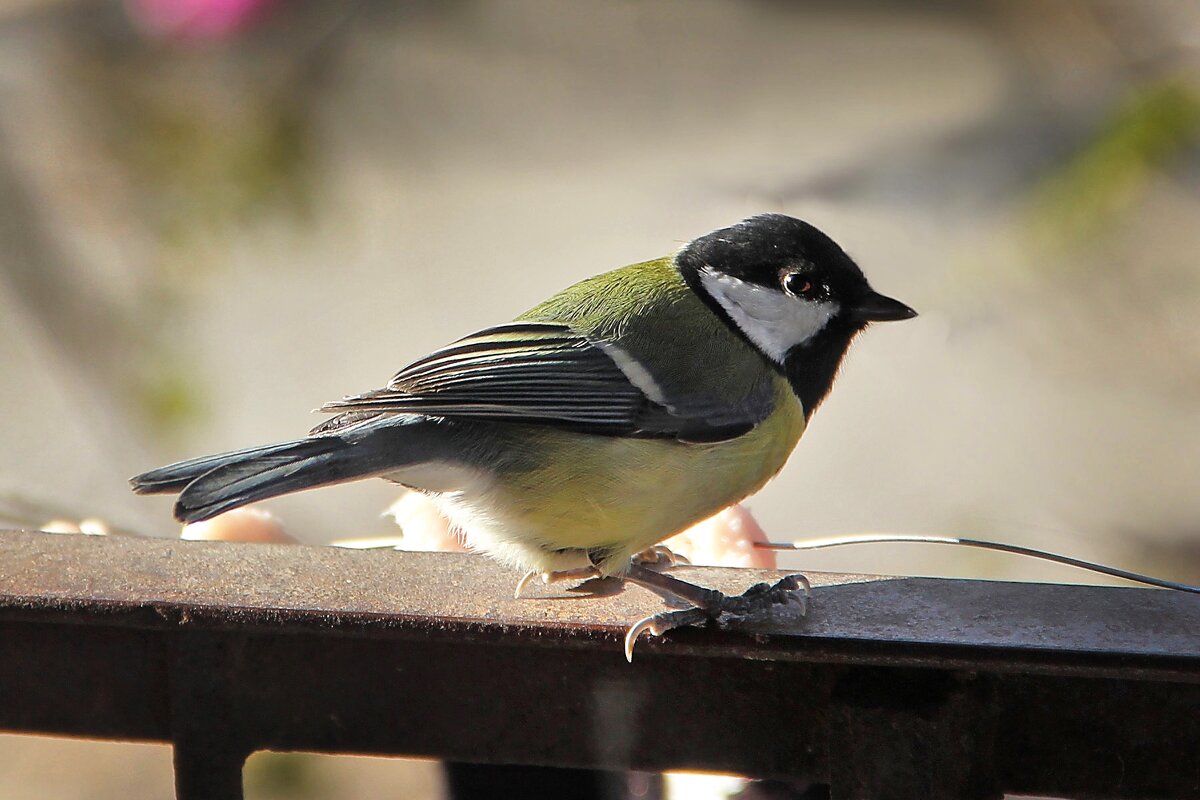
[{"x1": 756, "y1": 534, "x2": 1200, "y2": 593}]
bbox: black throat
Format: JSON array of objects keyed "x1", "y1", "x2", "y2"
[{"x1": 783, "y1": 317, "x2": 863, "y2": 418}]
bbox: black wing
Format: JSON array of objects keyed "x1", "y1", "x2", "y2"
[{"x1": 315, "y1": 322, "x2": 758, "y2": 441}]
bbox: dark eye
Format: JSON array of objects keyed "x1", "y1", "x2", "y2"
[{"x1": 782, "y1": 272, "x2": 814, "y2": 297}]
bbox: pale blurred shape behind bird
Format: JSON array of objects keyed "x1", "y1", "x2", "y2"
[
  {"x1": 180, "y1": 506, "x2": 296, "y2": 543},
  {"x1": 384, "y1": 492, "x2": 778, "y2": 569}
]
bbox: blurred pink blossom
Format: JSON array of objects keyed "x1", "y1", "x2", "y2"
[{"x1": 126, "y1": 0, "x2": 278, "y2": 41}]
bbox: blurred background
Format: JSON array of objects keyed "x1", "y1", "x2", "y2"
[{"x1": 0, "y1": 0, "x2": 1197, "y2": 797}]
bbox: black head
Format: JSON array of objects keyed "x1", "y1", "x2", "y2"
[{"x1": 675, "y1": 214, "x2": 916, "y2": 415}]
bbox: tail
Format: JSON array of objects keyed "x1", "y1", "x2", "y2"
[{"x1": 130, "y1": 420, "x2": 433, "y2": 524}]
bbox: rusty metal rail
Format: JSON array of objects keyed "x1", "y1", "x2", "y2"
[{"x1": 0, "y1": 529, "x2": 1197, "y2": 799}]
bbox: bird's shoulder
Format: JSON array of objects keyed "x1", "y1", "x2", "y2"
[{"x1": 519, "y1": 256, "x2": 778, "y2": 416}]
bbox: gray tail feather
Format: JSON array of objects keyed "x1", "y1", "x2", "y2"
[
  {"x1": 130, "y1": 440, "x2": 341, "y2": 495},
  {"x1": 130, "y1": 422, "x2": 428, "y2": 524}
]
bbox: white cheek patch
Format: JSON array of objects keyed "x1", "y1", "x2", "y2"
[{"x1": 699, "y1": 267, "x2": 838, "y2": 362}]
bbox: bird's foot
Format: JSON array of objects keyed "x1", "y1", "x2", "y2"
[
  {"x1": 632, "y1": 544, "x2": 690, "y2": 569},
  {"x1": 513, "y1": 566, "x2": 600, "y2": 598},
  {"x1": 514, "y1": 545, "x2": 690, "y2": 598},
  {"x1": 622, "y1": 570, "x2": 811, "y2": 662}
]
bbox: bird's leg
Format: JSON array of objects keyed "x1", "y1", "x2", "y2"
[
  {"x1": 625, "y1": 563, "x2": 727, "y2": 610},
  {"x1": 514, "y1": 543, "x2": 693, "y2": 599},
  {"x1": 622, "y1": 564, "x2": 811, "y2": 661},
  {"x1": 513, "y1": 566, "x2": 599, "y2": 598}
]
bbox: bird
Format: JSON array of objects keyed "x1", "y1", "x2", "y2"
[{"x1": 131, "y1": 214, "x2": 916, "y2": 658}]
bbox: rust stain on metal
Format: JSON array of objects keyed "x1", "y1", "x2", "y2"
[
  {"x1": 0, "y1": 530, "x2": 1198, "y2": 800},
  {"x1": 1, "y1": 530, "x2": 1196, "y2": 671}
]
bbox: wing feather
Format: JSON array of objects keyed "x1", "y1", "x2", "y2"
[{"x1": 317, "y1": 322, "x2": 760, "y2": 440}]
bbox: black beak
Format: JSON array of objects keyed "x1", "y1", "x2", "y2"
[{"x1": 848, "y1": 291, "x2": 918, "y2": 323}]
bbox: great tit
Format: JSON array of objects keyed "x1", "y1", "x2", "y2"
[{"x1": 132, "y1": 214, "x2": 916, "y2": 655}]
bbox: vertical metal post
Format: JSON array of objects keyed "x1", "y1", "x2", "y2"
[
  {"x1": 173, "y1": 739, "x2": 248, "y2": 800},
  {"x1": 169, "y1": 631, "x2": 252, "y2": 800}
]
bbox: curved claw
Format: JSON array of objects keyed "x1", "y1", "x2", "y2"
[
  {"x1": 768, "y1": 573, "x2": 812, "y2": 602},
  {"x1": 634, "y1": 545, "x2": 690, "y2": 568},
  {"x1": 624, "y1": 615, "x2": 658, "y2": 662},
  {"x1": 513, "y1": 570, "x2": 540, "y2": 599},
  {"x1": 623, "y1": 607, "x2": 709, "y2": 662}
]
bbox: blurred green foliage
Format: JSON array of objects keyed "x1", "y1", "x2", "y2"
[
  {"x1": 1030, "y1": 80, "x2": 1200, "y2": 251},
  {"x1": 119, "y1": 90, "x2": 314, "y2": 250},
  {"x1": 63, "y1": 32, "x2": 321, "y2": 438},
  {"x1": 134, "y1": 356, "x2": 209, "y2": 439},
  {"x1": 69, "y1": 21, "x2": 319, "y2": 258}
]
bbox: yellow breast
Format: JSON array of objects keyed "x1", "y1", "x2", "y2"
[{"x1": 446, "y1": 376, "x2": 804, "y2": 574}]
